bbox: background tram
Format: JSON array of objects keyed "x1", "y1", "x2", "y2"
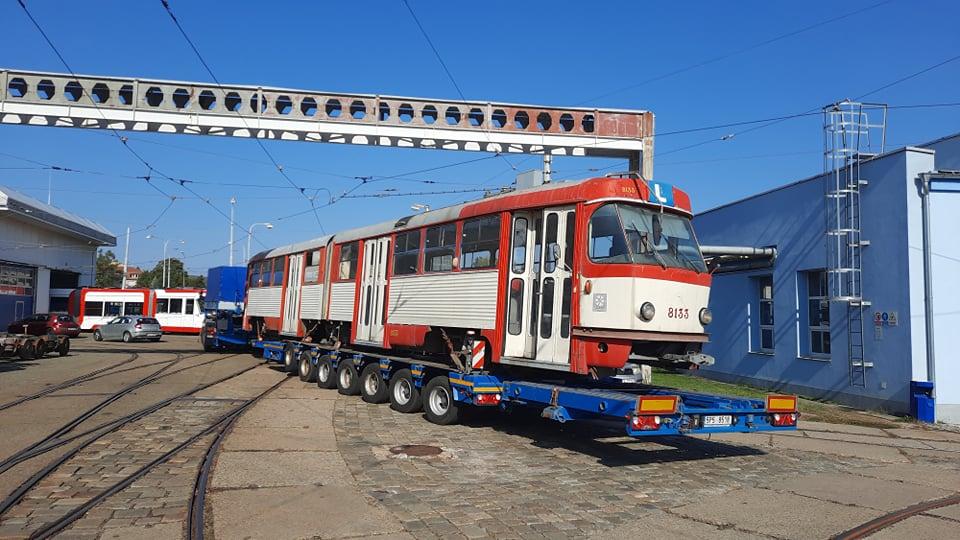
[
  {"x1": 244, "y1": 176, "x2": 714, "y2": 375},
  {"x1": 68, "y1": 288, "x2": 205, "y2": 334}
]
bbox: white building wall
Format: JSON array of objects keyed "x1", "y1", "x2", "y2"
[{"x1": 0, "y1": 217, "x2": 99, "y2": 285}]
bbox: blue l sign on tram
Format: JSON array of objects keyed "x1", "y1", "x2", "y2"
[{"x1": 648, "y1": 181, "x2": 674, "y2": 207}]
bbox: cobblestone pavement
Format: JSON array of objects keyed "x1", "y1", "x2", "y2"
[
  {"x1": 0, "y1": 398, "x2": 238, "y2": 538},
  {"x1": 334, "y1": 399, "x2": 880, "y2": 539}
]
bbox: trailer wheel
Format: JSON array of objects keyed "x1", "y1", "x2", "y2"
[
  {"x1": 388, "y1": 369, "x2": 421, "y2": 413},
  {"x1": 337, "y1": 362, "x2": 361, "y2": 395},
  {"x1": 423, "y1": 377, "x2": 461, "y2": 425},
  {"x1": 282, "y1": 346, "x2": 298, "y2": 374},
  {"x1": 93, "y1": 330, "x2": 103, "y2": 342},
  {"x1": 57, "y1": 338, "x2": 70, "y2": 357},
  {"x1": 298, "y1": 351, "x2": 317, "y2": 383},
  {"x1": 360, "y1": 364, "x2": 389, "y2": 404},
  {"x1": 18, "y1": 341, "x2": 36, "y2": 361},
  {"x1": 316, "y1": 357, "x2": 336, "y2": 389}
]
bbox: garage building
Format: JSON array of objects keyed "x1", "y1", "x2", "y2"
[
  {"x1": 694, "y1": 131, "x2": 960, "y2": 424},
  {"x1": 0, "y1": 185, "x2": 115, "y2": 328}
]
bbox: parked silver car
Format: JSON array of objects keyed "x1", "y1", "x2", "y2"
[{"x1": 92, "y1": 317, "x2": 163, "y2": 342}]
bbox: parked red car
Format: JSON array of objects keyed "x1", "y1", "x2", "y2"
[{"x1": 7, "y1": 313, "x2": 81, "y2": 337}]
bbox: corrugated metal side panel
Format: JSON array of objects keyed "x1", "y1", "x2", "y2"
[
  {"x1": 388, "y1": 271, "x2": 498, "y2": 329},
  {"x1": 299, "y1": 284, "x2": 325, "y2": 320},
  {"x1": 247, "y1": 287, "x2": 282, "y2": 317},
  {"x1": 328, "y1": 282, "x2": 355, "y2": 321}
]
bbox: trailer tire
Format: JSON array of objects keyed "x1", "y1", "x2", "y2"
[
  {"x1": 316, "y1": 357, "x2": 337, "y2": 389},
  {"x1": 57, "y1": 338, "x2": 70, "y2": 357},
  {"x1": 298, "y1": 351, "x2": 317, "y2": 383},
  {"x1": 93, "y1": 330, "x2": 103, "y2": 342},
  {"x1": 337, "y1": 362, "x2": 361, "y2": 395},
  {"x1": 360, "y1": 363, "x2": 389, "y2": 404},
  {"x1": 388, "y1": 369, "x2": 421, "y2": 413},
  {"x1": 423, "y1": 377, "x2": 461, "y2": 425},
  {"x1": 282, "y1": 345, "x2": 298, "y2": 374},
  {"x1": 18, "y1": 341, "x2": 36, "y2": 361}
]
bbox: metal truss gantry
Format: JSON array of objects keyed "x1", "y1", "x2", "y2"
[{"x1": 0, "y1": 69, "x2": 654, "y2": 178}]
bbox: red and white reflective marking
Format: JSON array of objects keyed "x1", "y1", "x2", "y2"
[{"x1": 471, "y1": 341, "x2": 485, "y2": 370}]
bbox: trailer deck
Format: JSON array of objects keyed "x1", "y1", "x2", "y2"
[{"x1": 252, "y1": 339, "x2": 798, "y2": 437}]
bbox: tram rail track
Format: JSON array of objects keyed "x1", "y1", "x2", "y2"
[
  {"x1": 0, "y1": 352, "x2": 141, "y2": 412},
  {"x1": 0, "y1": 355, "x2": 277, "y2": 536}
]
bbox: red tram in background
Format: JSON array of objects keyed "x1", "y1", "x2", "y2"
[
  {"x1": 68, "y1": 288, "x2": 205, "y2": 334},
  {"x1": 245, "y1": 175, "x2": 714, "y2": 375}
]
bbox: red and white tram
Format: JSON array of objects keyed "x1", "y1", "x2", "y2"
[
  {"x1": 245, "y1": 175, "x2": 714, "y2": 375},
  {"x1": 68, "y1": 288, "x2": 152, "y2": 330},
  {"x1": 68, "y1": 288, "x2": 205, "y2": 334}
]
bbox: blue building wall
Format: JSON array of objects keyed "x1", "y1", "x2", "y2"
[{"x1": 693, "y1": 148, "x2": 936, "y2": 414}]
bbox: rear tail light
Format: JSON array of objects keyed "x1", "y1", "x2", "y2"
[
  {"x1": 135, "y1": 324, "x2": 142, "y2": 329},
  {"x1": 473, "y1": 393, "x2": 501, "y2": 406},
  {"x1": 630, "y1": 415, "x2": 662, "y2": 431},
  {"x1": 770, "y1": 413, "x2": 798, "y2": 427}
]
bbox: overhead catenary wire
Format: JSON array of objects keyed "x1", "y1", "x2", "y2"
[
  {"x1": 400, "y1": 0, "x2": 516, "y2": 175},
  {"x1": 575, "y1": 0, "x2": 896, "y2": 105},
  {"x1": 159, "y1": 0, "x2": 325, "y2": 230},
  {"x1": 15, "y1": 0, "x2": 264, "y2": 251}
]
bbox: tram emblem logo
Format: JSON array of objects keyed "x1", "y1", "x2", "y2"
[{"x1": 593, "y1": 293, "x2": 607, "y2": 312}]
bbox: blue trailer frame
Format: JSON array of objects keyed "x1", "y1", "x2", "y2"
[{"x1": 252, "y1": 339, "x2": 799, "y2": 437}]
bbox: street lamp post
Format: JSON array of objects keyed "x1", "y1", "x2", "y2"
[
  {"x1": 146, "y1": 236, "x2": 185, "y2": 288},
  {"x1": 246, "y1": 222, "x2": 274, "y2": 263},
  {"x1": 229, "y1": 196, "x2": 237, "y2": 266}
]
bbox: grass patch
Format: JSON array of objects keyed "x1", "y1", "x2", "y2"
[{"x1": 651, "y1": 368, "x2": 906, "y2": 429}]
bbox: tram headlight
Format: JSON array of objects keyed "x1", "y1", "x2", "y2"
[
  {"x1": 638, "y1": 302, "x2": 656, "y2": 321},
  {"x1": 699, "y1": 308, "x2": 713, "y2": 326}
]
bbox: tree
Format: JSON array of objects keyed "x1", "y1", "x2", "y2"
[
  {"x1": 95, "y1": 250, "x2": 123, "y2": 288},
  {"x1": 136, "y1": 258, "x2": 206, "y2": 289}
]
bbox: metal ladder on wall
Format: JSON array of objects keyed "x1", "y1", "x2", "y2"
[{"x1": 822, "y1": 101, "x2": 886, "y2": 387}]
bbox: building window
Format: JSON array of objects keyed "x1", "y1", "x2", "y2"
[
  {"x1": 338, "y1": 242, "x2": 359, "y2": 280},
  {"x1": 425, "y1": 223, "x2": 456, "y2": 272},
  {"x1": 755, "y1": 276, "x2": 774, "y2": 353},
  {"x1": 393, "y1": 230, "x2": 420, "y2": 275},
  {"x1": 304, "y1": 250, "x2": 323, "y2": 283},
  {"x1": 805, "y1": 270, "x2": 831, "y2": 357},
  {"x1": 461, "y1": 215, "x2": 500, "y2": 270}
]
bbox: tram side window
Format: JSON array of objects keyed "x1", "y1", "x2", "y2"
[
  {"x1": 170, "y1": 298, "x2": 183, "y2": 313},
  {"x1": 304, "y1": 250, "x2": 323, "y2": 283},
  {"x1": 85, "y1": 301, "x2": 104, "y2": 317},
  {"x1": 461, "y1": 216, "x2": 500, "y2": 270},
  {"x1": 393, "y1": 231, "x2": 420, "y2": 275},
  {"x1": 185, "y1": 300, "x2": 195, "y2": 314},
  {"x1": 249, "y1": 264, "x2": 261, "y2": 288},
  {"x1": 105, "y1": 301, "x2": 122, "y2": 316},
  {"x1": 157, "y1": 298, "x2": 169, "y2": 313},
  {"x1": 125, "y1": 302, "x2": 144, "y2": 316},
  {"x1": 271, "y1": 259, "x2": 284, "y2": 286},
  {"x1": 261, "y1": 260, "x2": 273, "y2": 286},
  {"x1": 588, "y1": 204, "x2": 629, "y2": 263},
  {"x1": 339, "y1": 242, "x2": 359, "y2": 280},
  {"x1": 425, "y1": 223, "x2": 456, "y2": 272}
]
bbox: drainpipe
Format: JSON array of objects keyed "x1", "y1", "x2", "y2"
[{"x1": 918, "y1": 173, "x2": 935, "y2": 397}]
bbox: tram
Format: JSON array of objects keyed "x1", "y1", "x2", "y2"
[{"x1": 245, "y1": 175, "x2": 713, "y2": 375}]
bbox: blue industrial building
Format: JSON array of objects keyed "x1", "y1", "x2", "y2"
[{"x1": 693, "y1": 132, "x2": 960, "y2": 424}]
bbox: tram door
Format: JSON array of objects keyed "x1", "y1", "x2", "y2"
[
  {"x1": 503, "y1": 207, "x2": 575, "y2": 365},
  {"x1": 282, "y1": 253, "x2": 303, "y2": 335},
  {"x1": 356, "y1": 237, "x2": 390, "y2": 344}
]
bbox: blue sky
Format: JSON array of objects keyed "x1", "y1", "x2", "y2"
[{"x1": 1, "y1": 0, "x2": 958, "y2": 274}]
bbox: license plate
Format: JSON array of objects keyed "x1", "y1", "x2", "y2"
[{"x1": 703, "y1": 415, "x2": 733, "y2": 427}]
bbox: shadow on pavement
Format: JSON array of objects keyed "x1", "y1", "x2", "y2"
[{"x1": 454, "y1": 407, "x2": 766, "y2": 467}]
